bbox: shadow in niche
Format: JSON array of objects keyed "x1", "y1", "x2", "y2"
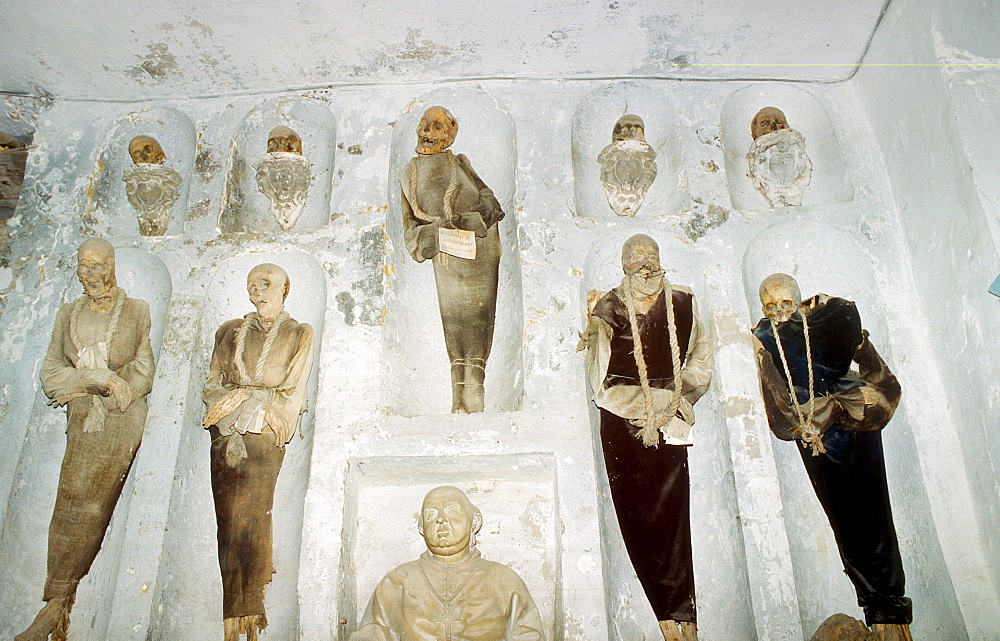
[
  {"x1": 721, "y1": 84, "x2": 855, "y2": 211},
  {"x1": 219, "y1": 97, "x2": 336, "y2": 233},
  {"x1": 572, "y1": 82, "x2": 689, "y2": 219},
  {"x1": 148, "y1": 249, "x2": 324, "y2": 641},
  {"x1": 580, "y1": 230, "x2": 754, "y2": 641},
  {"x1": 335, "y1": 454, "x2": 559, "y2": 641},
  {"x1": 381, "y1": 88, "x2": 523, "y2": 416},
  {"x1": 741, "y1": 220, "x2": 963, "y2": 636},
  {"x1": 84, "y1": 107, "x2": 195, "y2": 238},
  {"x1": 0, "y1": 249, "x2": 171, "y2": 641}
]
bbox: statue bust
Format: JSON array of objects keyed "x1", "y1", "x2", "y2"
[
  {"x1": 255, "y1": 126, "x2": 311, "y2": 230},
  {"x1": 351, "y1": 486, "x2": 545, "y2": 641},
  {"x1": 747, "y1": 107, "x2": 812, "y2": 208},
  {"x1": 597, "y1": 114, "x2": 658, "y2": 217},
  {"x1": 123, "y1": 135, "x2": 182, "y2": 236}
]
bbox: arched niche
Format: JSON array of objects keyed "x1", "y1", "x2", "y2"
[
  {"x1": 149, "y1": 248, "x2": 325, "y2": 640},
  {"x1": 337, "y1": 454, "x2": 558, "y2": 641},
  {"x1": 382, "y1": 88, "x2": 523, "y2": 416},
  {"x1": 85, "y1": 107, "x2": 195, "y2": 238},
  {"x1": 572, "y1": 83, "x2": 689, "y2": 219},
  {"x1": 740, "y1": 220, "x2": 957, "y2": 632},
  {"x1": 0, "y1": 247, "x2": 171, "y2": 640},
  {"x1": 219, "y1": 97, "x2": 336, "y2": 233},
  {"x1": 581, "y1": 231, "x2": 755, "y2": 641},
  {"x1": 721, "y1": 84, "x2": 854, "y2": 211}
]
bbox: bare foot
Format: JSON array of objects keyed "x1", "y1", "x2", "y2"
[
  {"x1": 872, "y1": 623, "x2": 913, "y2": 641},
  {"x1": 15, "y1": 596, "x2": 72, "y2": 641},
  {"x1": 658, "y1": 620, "x2": 684, "y2": 641}
]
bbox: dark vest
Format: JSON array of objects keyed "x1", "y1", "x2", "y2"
[{"x1": 593, "y1": 286, "x2": 694, "y2": 390}]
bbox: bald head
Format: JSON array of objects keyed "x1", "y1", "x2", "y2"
[
  {"x1": 77, "y1": 238, "x2": 117, "y2": 299},
  {"x1": 751, "y1": 107, "x2": 789, "y2": 141},
  {"x1": 416, "y1": 106, "x2": 458, "y2": 155},
  {"x1": 267, "y1": 126, "x2": 303, "y2": 155},
  {"x1": 418, "y1": 486, "x2": 482, "y2": 559},
  {"x1": 613, "y1": 114, "x2": 646, "y2": 142},
  {"x1": 621, "y1": 234, "x2": 659, "y2": 274},
  {"x1": 247, "y1": 263, "x2": 289, "y2": 319},
  {"x1": 759, "y1": 273, "x2": 801, "y2": 323}
]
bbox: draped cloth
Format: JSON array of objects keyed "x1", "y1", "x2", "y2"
[
  {"x1": 752, "y1": 295, "x2": 912, "y2": 626},
  {"x1": 582, "y1": 285, "x2": 712, "y2": 622},
  {"x1": 351, "y1": 549, "x2": 544, "y2": 641},
  {"x1": 39, "y1": 294, "x2": 154, "y2": 600},
  {"x1": 203, "y1": 312, "x2": 313, "y2": 619}
]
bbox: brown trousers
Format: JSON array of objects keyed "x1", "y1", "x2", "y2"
[{"x1": 209, "y1": 429, "x2": 284, "y2": 619}]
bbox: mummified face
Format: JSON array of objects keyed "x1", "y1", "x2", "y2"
[
  {"x1": 622, "y1": 234, "x2": 664, "y2": 297},
  {"x1": 247, "y1": 263, "x2": 289, "y2": 320},
  {"x1": 759, "y1": 273, "x2": 802, "y2": 323},
  {"x1": 267, "y1": 126, "x2": 303, "y2": 155},
  {"x1": 751, "y1": 107, "x2": 789, "y2": 141},
  {"x1": 128, "y1": 135, "x2": 166, "y2": 165},
  {"x1": 77, "y1": 238, "x2": 117, "y2": 300},
  {"x1": 612, "y1": 114, "x2": 646, "y2": 142},
  {"x1": 415, "y1": 106, "x2": 457, "y2": 155}
]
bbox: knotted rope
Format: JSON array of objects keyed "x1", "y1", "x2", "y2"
[{"x1": 770, "y1": 314, "x2": 824, "y2": 455}]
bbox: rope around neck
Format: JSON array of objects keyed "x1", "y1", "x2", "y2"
[
  {"x1": 770, "y1": 314, "x2": 823, "y2": 454},
  {"x1": 410, "y1": 150, "x2": 460, "y2": 222},
  {"x1": 69, "y1": 287, "x2": 127, "y2": 358},
  {"x1": 234, "y1": 311, "x2": 289, "y2": 386},
  {"x1": 621, "y1": 275, "x2": 682, "y2": 448}
]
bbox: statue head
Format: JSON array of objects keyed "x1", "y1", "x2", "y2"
[
  {"x1": 128, "y1": 136, "x2": 166, "y2": 165},
  {"x1": 247, "y1": 263, "x2": 289, "y2": 320},
  {"x1": 621, "y1": 234, "x2": 664, "y2": 298},
  {"x1": 417, "y1": 486, "x2": 483, "y2": 560},
  {"x1": 612, "y1": 114, "x2": 646, "y2": 142},
  {"x1": 77, "y1": 238, "x2": 117, "y2": 299},
  {"x1": 759, "y1": 273, "x2": 802, "y2": 323},
  {"x1": 415, "y1": 106, "x2": 458, "y2": 156},
  {"x1": 751, "y1": 107, "x2": 789, "y2": 141},
  {"x1": 267, "y1": 126, "x2": 303, "y2": 155}
]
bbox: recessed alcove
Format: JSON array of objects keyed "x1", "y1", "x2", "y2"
[
  {"x1": 219, "y1": 97, "x2": 337, "y2": 233},
  {"x1": 148, "y1": 248, "x2": 325, "y2": 640},
  {"x1": 741, "y1": 220, "x2": 962, "y2": 633},
  {"x1": 581, "y1": 230, "x2": 755, "y2": 641},
  {"x1": 381, "y1": 87, "x2": 523, "y2": 416},
  {"x1": 336, "y1": 454, "x2": 558, "y2": 641},
  {"x1": 721, "y1": 84, "x2": 855, "y2": 211},
  {"x1": 84, "y1": 107, "x2": 195, "y2": 238},
  {"x1": 0, "y1": 248, "x2": 171, "y2": 641},
  {"x1": 572, "y1": 83, "x2": 689, "y2": 219}
]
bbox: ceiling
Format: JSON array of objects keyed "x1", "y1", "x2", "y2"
[{"x1": 0, "y1": 0, "x2": 889, "y2": 101}]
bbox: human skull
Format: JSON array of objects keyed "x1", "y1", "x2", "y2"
[
  {"x1": 267, "y1": 126, "x2": 303, "y2": 155},
  {"x1": 415, "y1": 106, "x2": 457, "y2": 155},
  {"x1": 612, "y1": 114, "x2": 646, "y2": 143},
  {"x1": 128, "y1": 135, "x2": 166, "y2": 165},
  {"x1": 759, "y1": 273, "x2": 801, "y2": 323},
  {"x1": 751, "y1": 107, "x2": 789, "y2": 141}
]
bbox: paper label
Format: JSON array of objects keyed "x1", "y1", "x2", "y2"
[{"x1": 438, "y1": 227, "x2": 477, "y2": 260}]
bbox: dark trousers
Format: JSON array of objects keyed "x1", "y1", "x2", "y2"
[
  {"x1": 601, "y1": 409, "x2": 696, "y2": 623},
  {"x1": 800, "y1": 425, "x2": 912, "y2": 625}
]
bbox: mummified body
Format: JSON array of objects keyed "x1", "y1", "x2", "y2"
[
  {"x1": 400, "y1": 106, "x2": 505, "y2": 413},
  {"x1": 203, "y1": 263, "x2": 314, "y2": 641},
  {"x1": 580, "y1": 235, "x2": 712, "y2": 641},
  {"x1": 350, "y1": 486, "x2": 544, "y2": 641},
  {"x1": 17, "y1": 238, "x2": 155, "y2": 641},
  {"x1": 751, "y1": 274, "x2": 913, "y2": 641}
]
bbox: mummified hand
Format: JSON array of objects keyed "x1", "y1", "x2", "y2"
[
  {"x1": 264, "y1": 406, "x2": 293, "y2": 446},
  {"x1": 203, "y1": 389, "x2": 250, "y2": 427},
  {"x1": 107, "y1": 373, "x2": 132, "y2": 412},
  {"x1": 451, "y1": 211, "x2": 488, "y2": 237}
]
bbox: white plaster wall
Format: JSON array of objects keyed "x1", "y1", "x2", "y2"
[{"x1": 0, "y1": 2, "x2": 999, "y2": 638}]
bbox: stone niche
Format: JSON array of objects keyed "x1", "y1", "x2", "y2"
[
  {"x1": 381, "y1": 88, "x2": 523, "y2": 415},
  {"x1": 0, "y1": 248, "x2": 171, "y2": 641},
  {"x1": 337, "y1": 454, "x2": 558, "y2": 641},
  {"x1": 581, "y1": 231, "x2": 755, "y2": 641},
  {"x1": 572, "y1": 83, "x2": 689, "y2": 219},
  {"x1": 85, "y1": 107, "x2": 195, "y2": 238},
  {"x1": 219, "y1": 97, "x2": 336, "y2": 233},
  {"x1": 741, "y1": 220, "x2": 961, "y2": 634},
  {"x1": 722, "y1": 85, "x2": 854, "y2": 211},
  {"x1": 148, "y1": 248, "x2": 325, "y2": 641}
]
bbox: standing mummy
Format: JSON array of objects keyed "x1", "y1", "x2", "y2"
[
  {"x1": 399, "y1": 106, "x2": 505, "y2": 413},
  {"x1": 202, "y1": 263, "x2": 314, "y2": 641}
]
